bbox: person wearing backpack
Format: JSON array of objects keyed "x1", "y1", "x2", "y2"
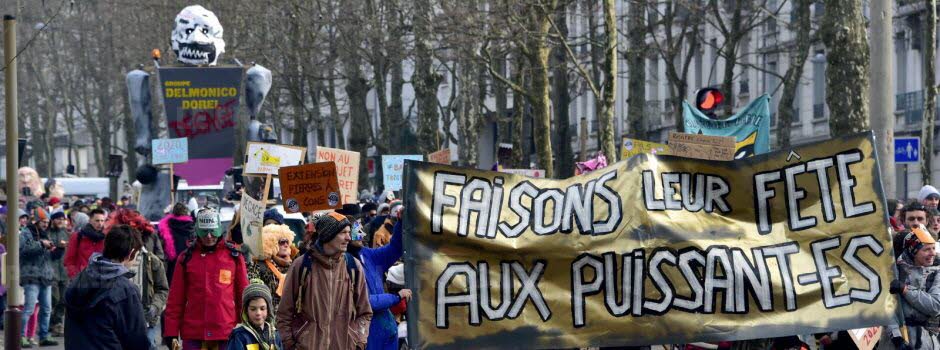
[
  {"x1": 163, "y1": 207, "x2": 249, "y2": 350},
  {"x1": 276, "y1": 212, "x2": 372, "y2": 350}
]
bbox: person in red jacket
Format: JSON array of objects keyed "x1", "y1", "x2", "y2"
[
  {"x1": 63, "y1": 208, "x2": 107, "y2": 278},
  {"x1": 163, "y1": 207, "x2": 248, "y2": 350}
]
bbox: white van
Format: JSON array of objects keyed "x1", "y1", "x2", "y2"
[{"x1": 43, "y1": 177, "x2": 110, "y2": 198}]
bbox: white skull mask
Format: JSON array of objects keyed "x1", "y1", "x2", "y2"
[{"x1": 171, "y1": 5, "x2": 225, "y2": 66}]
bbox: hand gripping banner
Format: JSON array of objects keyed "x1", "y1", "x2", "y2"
[{"x1": 402, "y1": 132, "x2": 897, "y2": 349}]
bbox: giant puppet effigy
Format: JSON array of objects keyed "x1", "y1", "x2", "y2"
[{"x1": 128, "y1": 5, "x2": 274, "y2": 220}]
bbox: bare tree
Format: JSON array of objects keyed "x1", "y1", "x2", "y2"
[
  {"x1": 776, "y1": 0, "x2": 812, "y2": 150},
  {"x1": 923, "y1": 0, "x2": 937, "y2": 184},
  {"x1": 482, "y1": 0, "x2": 560, "y2": 178},
  {"x1": 648, "y1": 1, "x2": 703, "y2": 131},
  {"x1": 820, "y1": 0, "x2": 870, "y2": 133},
  {"x1": 705, "y1": 0, "x2": 785, "y2": 115},
  {"x1": 624, "y1": 0, "x2": 648, "y2": 141}
]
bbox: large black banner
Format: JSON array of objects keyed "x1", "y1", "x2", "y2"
[{"x1": 159, "y1": 66, "x2": 243, "y2": 186}]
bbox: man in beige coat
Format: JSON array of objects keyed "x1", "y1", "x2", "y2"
[{"x1": 277, "y1": 212, "x2": 372, "y2": 350}]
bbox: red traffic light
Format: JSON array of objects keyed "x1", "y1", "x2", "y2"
[{"x1": 696, "y1": 88, "x2": 724, "y2": 111}]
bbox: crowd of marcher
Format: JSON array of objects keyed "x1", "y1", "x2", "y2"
[
  {"x1": 6, "y1": 179, "x2": 940, "y2": 349},
  {"x1": 0, "y1": 188, "x2": 410, "y2": 350}
]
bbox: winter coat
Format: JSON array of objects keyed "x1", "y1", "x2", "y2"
[
  {"x1": 45, "y1": 226, "x2": 70, "y2": 281},
  {"x1": 132, "y1": 248, "x2": 169, "y2": 328},
  {"x1": 164, "y1": 239, "x2": 249, "y2": 341},
  {"x1": 141, "y1": 229, "x2": 165, "y2": 262},
  {"x1": 887, "y1": 254, "x2": 940, "y2": 350},
  {"x1": 226, "y1": 323, "x2": 284, "y2": 350},
  {"x1": 63, "y1": 224, "x2": 106, "y2": 278},
  {"x1": 21, "y1": 224, "x2": 61, "y2": 286},
  {"x1": 355, "y1": 222, "x2": 404, "y2": 350},
  {"x1": 64, "y1": 253, "x2": 150, "y2": 350},
  {"x1": 247, "y1": 258, "x2": 291, "y2": 313},
  {"x1": 276, "y1": 247, "x2": 372, "y2": 350},
  {"x1": 158, "y1": 213, "x2": 193, "y2": 262}
]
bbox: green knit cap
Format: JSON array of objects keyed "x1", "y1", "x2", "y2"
[{"x1": 242, "y1": 282, "x2": 274, "y2": 323}]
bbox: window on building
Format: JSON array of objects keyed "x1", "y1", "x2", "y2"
[
  {"x1": 812, "y1": 50, "x2": 826, "y2": 120},
  {"x1": 897, "y1": 31, "x2": 908, "y2": 95},
  {"x1": 764, "y1": 56, "x2": 779, "y2": 126}
]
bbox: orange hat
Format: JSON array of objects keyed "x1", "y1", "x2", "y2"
[{"x1": 32, "y1": 207, "x2": 48, "y2": 222}]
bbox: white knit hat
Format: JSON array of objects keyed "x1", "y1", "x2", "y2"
[{"x1": 387, "y1": 264, "x2": 405, "y2": 286}]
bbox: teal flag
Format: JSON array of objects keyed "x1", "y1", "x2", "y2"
[{"x1": 682, "y1": 94, "x2": 771, "y2": 158}]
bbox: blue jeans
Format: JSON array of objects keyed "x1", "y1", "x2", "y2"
[
  {"x1": 22, "y1": 284, "x2": 51, "y2": 340},
  {"x1": 147, "y1": 320, "x2": 160, "y2": 350}
]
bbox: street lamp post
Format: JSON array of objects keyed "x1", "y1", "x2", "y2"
[{"x1": 4, "y1": 14, "x2": 23, "y2": 349}]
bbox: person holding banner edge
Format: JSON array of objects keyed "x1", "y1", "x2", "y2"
[
  {"x1": 888, "y1": 226, "x2": 940, "y2": 350},
  {"x1": 345, "y1": 215, "x2": 410, "y2": 350}
]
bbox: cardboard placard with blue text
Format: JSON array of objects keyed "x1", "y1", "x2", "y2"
[
  {"x1": 403, "y1": 132, "x2": 895, "y2": 349},
  {"x1": 383, "y1": 155, "x2": 424, "y2": 191},
  {"x1": 151, "y1": 137, "x2": 189, "y2": 164}
]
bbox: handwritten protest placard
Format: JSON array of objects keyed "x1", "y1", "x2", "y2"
[
  {"x1": 621, "y1": 138, "x2": 670, "y2": 160},
  {"x1": 278, "y1": 162, "x2": 342, "y2": 213},
  {"x1": 428, "y1": 149, "x2": 451, "y2": 164},
  {"x1": 383, "y1": 155, "x2": 423, "y2": 191},
  {"x1": 668, "y1": 132, "x2": 735, "y2": 161},
  {"x1": 239, "y1": 193, "x2": 264, "y2": 257},
  {"x1": 245, "y1": 142, "x2": 306, "y2": 175},
  {"x1": 152, "y1": 138, "x2": 189, "y2": 164},
  {"x1": 315, "y1": 146, "x2": 360, "y2": 205}
]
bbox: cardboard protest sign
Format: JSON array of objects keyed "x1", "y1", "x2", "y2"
[
  {"x1": 403, "y1": 132, "x2": 895, "y2": 349},
  {"x1": 239, "y1": 193, "x2": 265, "y2": 257},
  {"x1": 622, "y1": 138, "x2": 670, "y2": 159},
  {"x1": 683, "y1": 94, "x2": 771, "y2": 158},
  {"x1": 315, "y1": 146, "x2": 360, "y2": 205},
  {"x1": 382, "y1": 155, "x2": 423, "y2": 191},
  {"x1": 278, "y1": 162, "x2": 342, "y2": 213},
  {"x1": 160, "y1": 66, "x2": 243, "y2": 185},
  {"x1": 500, "y1": 169, "x2": 546, "y2": 178},
  {"x1": 428, "y1": 149, "x2": 451, "y2": 164},
  {"x1": 848, "y1": 326, "x2": 882, "y2": 350},
  {"x1": 668, "y1": 132, "x2": 736, "y2": 161},
  {"x1": 245, "y1": 142, "x2": 306, "y2": 175},
  {"x1": 152, "y1": 138, "x2": 189, "y2": 164}
]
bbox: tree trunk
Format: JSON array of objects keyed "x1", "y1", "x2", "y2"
[
  {"x1": 325, "y1": 78, "x2": 343, "y2": 148},
  {"x1": 599, "y1": 0, "x2": 617, "y2": 161},
  {"x1": 390, "y1": 59, "x2": 407, "y2": 152},
  {"x1": 458, "y1": 61, "x2": 482, "y2": 167},
  {"x1": 414, "y1": 0, "x2": 442, "y2": 155},
  {"x1": 529, "y1": 31, "x2": 555, "y2": 178},
  {"x1": 26, "y1": 63, "x2": 49, "y2": 174},
  {"x1": 924, "y1": 0, "x2": 937, "y2": 184},
  {"x1": 821, "y1": 0, "x2": 871, "y2": 134},
  {"x1": 511, "y1": 53, "x2": 527, "y2": 168},
  {"x1": 552, "y1": 4, "x2": 574, "y2": 178},
  {"x1": 777, "y1": 0, "x2": 812, "y2": 150},
  {"x1": 345, "y1": 70, "x2": 372, "y2": 188},
  {"x1": 626, "y1": 0, "x2": 647, "y2": 141}
]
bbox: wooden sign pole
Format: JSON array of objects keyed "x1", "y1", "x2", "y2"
[
  {"x1": 169, "y1": 163, "x2": 176, "y2": 204},
  {"x1": 261, "y1": 173, "x2": 272, "y2": 206}
]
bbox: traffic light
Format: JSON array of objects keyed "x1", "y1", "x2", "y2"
[{"x1": 695, "y1": 88, "x2": 724, "y2": 117}]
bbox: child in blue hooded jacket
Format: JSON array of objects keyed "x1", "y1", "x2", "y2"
[{"x1": 226, "y1": 283, "x2": 283, "y2": 350}]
